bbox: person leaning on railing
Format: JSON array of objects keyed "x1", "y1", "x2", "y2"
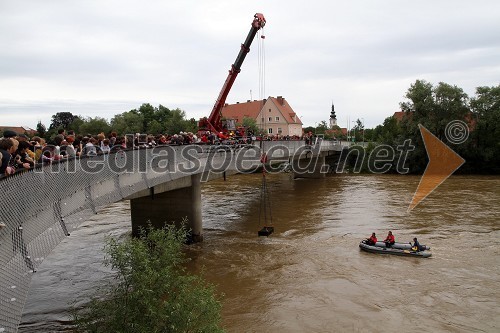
[{"x1": 0, "y1": 138, "x2": 24, "y2": 176}]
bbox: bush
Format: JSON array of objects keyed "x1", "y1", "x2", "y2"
[{"x1": 72, "y1": 224, "x2": 224, "y2": 333}]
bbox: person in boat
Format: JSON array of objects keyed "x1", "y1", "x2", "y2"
[
  {"x1": 412, "y1": 237, "x2": 422, "y2": 252},
  {"x1": 366, "y1": 232, "x2": 377, "y2": 245},
  {"x1": 384, "y1": 231, "x2": 395, "y2": 247}
]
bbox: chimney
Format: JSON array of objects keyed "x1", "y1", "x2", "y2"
[
  {"x1": 247, "y1": 100, "x2": 251, "y2": 102},
  {"x1": 236, "y1": 102, "x2": 239, "y2": 104},
  {"x1": 277, "y1": 96, "x2": 284, "y2": 105}
]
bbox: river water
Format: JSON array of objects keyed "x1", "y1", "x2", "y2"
[{"x1": 19, "y1": 174, "x2": 500, "y2": 332}]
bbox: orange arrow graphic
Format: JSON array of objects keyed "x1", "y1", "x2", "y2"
[{"x1": 408, "y1": 124, "x2": 465, "y2": 211}]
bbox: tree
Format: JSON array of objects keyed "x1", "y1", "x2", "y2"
[
  {"x1": 147, "y1": 119, "x2": 164, "y2": 135},
  {"x1": 242, "y1": 117, "x2": 259, "y2": 135},
  {"x1": 49, "y1": 112, "x2": 79, "y2": 130},
  {"x1": 469, "y1": 84, "x2": 500, "y2": 173},
  {"x1": 79, "y1": 117, "x2": 111, "y2": 136},
  {"x1": 111, "y1": 111, "x2": 144, "y2": 135},
  {"x1": 156, "y1": 105, "x2": 172, "y2": 124},
  {"x1": 184, "y1": 117, "x2": 198, "y2": 134},
  {"x1": 68, "y1": 117, "x2": 84, "y2": 134},
  {"x1": 137, "y1": 103, "x2": 156, "y2": 132},
  {"x1": 72, "y1": 224, "x2": 224, "y2": 333},
  {"x1": 165, "y1": 109, "x2": 189, "y2": 134},
  {"x1": 36, "y1": 121, "x2": 46, "y2": 137},
  {"x1": 316, "y1": 120, "x2": 328, "y2": 135}
]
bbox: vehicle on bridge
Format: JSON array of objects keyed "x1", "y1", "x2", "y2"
[{"x1": 198, "y1": 13, "x2": 266, "y2": 139}]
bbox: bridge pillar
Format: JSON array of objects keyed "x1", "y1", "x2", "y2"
[
  {"x1": 292, "y1": 155, "x2": 326, "y2": 179},
  {"x1": 130, "y1": 174, "x2": 203, "y2": 242}
]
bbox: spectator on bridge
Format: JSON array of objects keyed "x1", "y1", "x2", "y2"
[
  {"x1": 15, "y1": 141, "x2": 35, "y2": 169},
  {"x1": 31, "y1": 136, "x2": 44, "y2": 162},
  {"x1": 101, "y1": 138, "x2": 111, "y2": 153},
  {"x1": 84, "y1": 137, "x2": 98, "y2": 156},
  {"x1": 0, "y1": 138, "x2": 14, "y2": 176},
  {"x1": 65, "y1": 135, "x2": 77, "y2": 158},
  {"x1": 97, "y1": 133, "x2": 106, "y2": 147},
  {"x1": 53, "y1": 134, "x2": 64, "y2": 157},
  {"x1": 16, "y1": 134, "x2": 35, "y2": 160},
  {"x1": 5, "y1": 139, "x2": 30, "y2": 173}
]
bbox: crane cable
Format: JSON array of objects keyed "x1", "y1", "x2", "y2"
[
  {"x1": 257, "y1": 29, "x2": 266, "y2": 100},
  {"x1": 257, "y1": 29, "x2": 272, "y2": 229}
]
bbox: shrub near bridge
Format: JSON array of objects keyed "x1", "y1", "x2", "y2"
[{"x1": 72, "y1": 224, "x2": 224, "y2": 333}]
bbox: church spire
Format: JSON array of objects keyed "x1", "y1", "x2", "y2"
[
  {"x1": 329, "y1": 101, "x2": 337, "y2": 127},
  {"x1": 330, "y1": 102, "x2": 336, "y2": 119}
]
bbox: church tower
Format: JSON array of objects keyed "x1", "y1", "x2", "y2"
[{"x1": 329, "y1": 102, "x2": 337, "y2": 127}]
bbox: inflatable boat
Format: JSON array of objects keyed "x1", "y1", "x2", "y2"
[{"x1": 359, "y1": 240, "x2": 432, "y2": 258}]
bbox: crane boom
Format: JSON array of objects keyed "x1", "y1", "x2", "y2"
[{"x1": 199, "y1": 13, "x2": 266, "y2": 134}]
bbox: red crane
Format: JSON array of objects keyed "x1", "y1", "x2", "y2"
[{"x1": 199, "y1": 13, "x2": 266, "y2": 136}]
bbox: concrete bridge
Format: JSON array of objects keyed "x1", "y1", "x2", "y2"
[{"x1": 0, "y1": 139, "x2": 344, "y2": 332}]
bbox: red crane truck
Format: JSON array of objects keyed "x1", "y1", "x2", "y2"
[{"x1": 198, "y1": 13, "x2": 266, "y2": 139}]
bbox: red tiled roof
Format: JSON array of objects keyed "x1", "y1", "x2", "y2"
[
  {"x1": 269, "y1": 96, "x2": 303, "y2": 125},
  {"x1": 0, "y1": 126, "x2": 36, "y2": 135},
  {"x1": 221, "y1": 96, "x2": 303, "y2": 125},
  {"x1": 326, "y1": 128, "x2": 347, "y2": 136},
  {"x1": 393, "y1": 111, "x2": 406, "y2": 122},
  {"x1": 221, "y1": 100, "x2": 263, "y2": 123}
]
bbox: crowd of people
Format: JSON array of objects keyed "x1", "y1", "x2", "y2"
[{"x1": 0, "y1": 127, "x2": 314, "y2": 178}]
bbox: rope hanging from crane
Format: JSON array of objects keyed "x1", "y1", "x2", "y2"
[
  {"x1": 257, "y1": 28, "x2": 266, "y2": 100},
  {"x1": 257, "y1": 153, "x2": 274, "y2": 236},
  {"x1": 255, "y1": 16, "x2": 273, "y2": 237}
]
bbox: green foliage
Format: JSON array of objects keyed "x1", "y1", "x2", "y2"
[
  {"x1": 370, "y1": 80, "x2": 500, "y2": 174},
  {"x1": 49, "y1": 112, "x2": 79, "y2": 131},
  {"x1": 373, "y1": 116, "x2": 401, "y2": 146},
  {"x1": 78, "y1": 117, "x2": 111, "y2": 135},
  {"x1": 242, "y1": 117, "x2": 259, "y2": 134},
  {"x1": 165, "y1": 109, "x2": 189, "y2": 134},
  {"x1": 147, "y1": 119, "x2": 164, "y2": 135},
  {"x1": 303, "y1": 126, "x2": 314, "y2": 133},
  {"x1": 36, "y1": 121, "x2": 46, "y2": 137},
  {"x1": 185, "y1": 118, "x2": 199, "y2": 134},
  {"x1": 39, "y1": 103, "x2": 199, "y2": 137},
  {"x1": 316, "y1": 120, "x2": 328, "y2": 135},
  {"x1": 72, "y1": 224, "x2": 224, "y2": 333},
  {"x1": 468, "y1": 85, "x2": 500, "y2": 173},
  {"x1": 111, "y1": 111, "x2": 145, "y2": 135}
]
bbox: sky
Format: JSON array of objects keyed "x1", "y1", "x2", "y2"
[{"x1": 1, "y1": 0, "x2": 499, "y2": 130}]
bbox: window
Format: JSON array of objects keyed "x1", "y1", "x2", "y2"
[
  {"x1": 275, "y1": 116, "x2": 280, "y2": 121},
  {"x1": 269, "y1": 108, "x2": 272, "y2": 112},
  {"x1": 278, "y1": 128, "x2": 282, "y2": 134},
  {"x1": 261, "y1": 117, "x2": 264, "y2": 123},
  {"x1": 268, "y1": 128, "x2": 273, "y2": 134},
  {"x1": 268, "y1": 117, "x2": 272, "y2": 122}
]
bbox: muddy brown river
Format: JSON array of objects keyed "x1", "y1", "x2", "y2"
[{"x1": 20, "y1": 174, "x2": 500, "y2": 332}]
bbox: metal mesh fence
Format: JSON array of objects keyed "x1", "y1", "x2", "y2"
[
  {"x1": 0, "y1": 148, "x2": 162, "y2": 332},
  {"x1": 0, "y1": 140, "x2": 339, "y2": 332}
]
